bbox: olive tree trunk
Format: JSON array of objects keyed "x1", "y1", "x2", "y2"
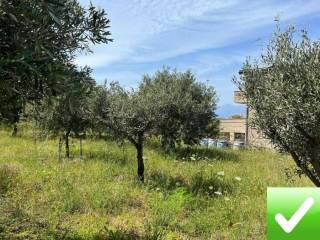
[
  {"x1": 79, "y1": 137, "x2": 83, "y2": 159},
  {"x1": 136, "y1": 142, "x2": 144, "y2": 182},
  {"x1": 133, "y1": 134, "x2": 145, "y2": 182},
  {"x1": 12, "y1": 124, "x2": 18, "y2": 137},
  {"x1": 58, "y1": 137, "x2": 62, "y2": 161},
  {"x1": 65, "y1": 130, "x2": 70, "y2": 158}
]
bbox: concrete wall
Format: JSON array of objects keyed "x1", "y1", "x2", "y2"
[
  {"x1": 247, "y1": 127, "x2": 273, "y2": 149},
  {"x1": 233, "y1": 91, "x2": 274, "y2": 149},
  {"x1": 247, "y1": 109, "x2": 274, "y2": 149},
  {"x1": 219, "y1": 118, "x2": 246, "y2": 143}
]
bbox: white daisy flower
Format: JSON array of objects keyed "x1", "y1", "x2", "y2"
[{"x1": 217, "y1": 171, "x2": 225, "y2": 176}]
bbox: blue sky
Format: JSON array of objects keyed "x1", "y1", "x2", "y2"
[{"x1": 77, "y1": 0, "x2": 320, "y2": 117}]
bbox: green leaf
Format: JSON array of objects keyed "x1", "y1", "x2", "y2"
[
  {"x1": 48, "y1": 11, "x2": 61, "y2": 26},
  {"x1": 8, "y1": 13, "x2": 18, "y2": 23}
]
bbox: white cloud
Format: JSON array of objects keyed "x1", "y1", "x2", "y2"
[
  {"x1": 127, "y1": 0, "x2": 238, "y2": 32},
  {"x1": 77, "y1": 0, "x2": 320, "y2": 68},
  {"x1": 76, "y1": 0, "x2": 320, "y2": 106}
]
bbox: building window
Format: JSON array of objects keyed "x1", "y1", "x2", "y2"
[
  {"x1": 235, "y1": 133, "x2": 245, "y2": 141},
  {"x1": 220, "y1": 132, "x2": 230, "y2": 141}
]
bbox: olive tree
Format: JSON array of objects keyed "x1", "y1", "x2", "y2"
[
  {"x1": 0, "y1": 0, "x2": 112, "y2": 126},
  {"x1": 94, "y1": 82, "x2": 165, "y2": 181},
  {"x1": 97, "y1": 82, "x2": 158, "y2": 182},
  {"x1": 97, "y1": 68, "x2": 217, "y2": 181},
  {"x1": 235, "y1": 26, "x2": 320, "y2": 186},
  {"x1": 141, "y1": 68, "x2": 218, "y2": 152},
  {"x1": 204, "y1": 118, "x2": 220, "y2": 138},
  {"x1": 38, "y1": 67, "x2": 95, "y2": 158},
  {"x1": 0, "y1": 89, "x2": 23, "y2": 136},
  {"x1": 90, "y1": 84, "x2": 112, "y2": 139}
]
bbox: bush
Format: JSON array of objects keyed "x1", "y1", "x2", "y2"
[{"x1": 0, "y1": 163, "x2": 21, "y2": 195}]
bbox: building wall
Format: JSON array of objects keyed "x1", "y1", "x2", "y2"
[
  {"x1": 247, "y1": 109, "x2": 274, "y2": 149},
  {"x1": 233, "y1": 91, "x2": 274, "y2": 149},
  {"x1": 219, "y1": 118, "x2": 246, "y2": 143},
  {"x1": 247, "y1": 126, "x2": 273, "y2": 149},
  {"x1": 219, "y1": 91, "x2": 274, "y2": 149}
]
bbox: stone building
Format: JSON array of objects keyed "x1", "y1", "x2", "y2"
[
  {"x1": 219, "y1": 118, "x2": 246, "y2": 143},
  {"x1": 219, "y1": 91, "x2": 273, "y2": 148}
]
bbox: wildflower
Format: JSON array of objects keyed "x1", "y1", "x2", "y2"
[
  {"x1": 156, "y1": 187, "x2": 161, "y2": 191},
  {"x1": 214, "y1": 191, "x2": 222, "y2": 195},
  {"x1": 209, "y1": 186, "x2": 214, "y2": 190},
  {"x1": 224, "y1": 197, "x2": 230, "y2": 201},
  {"x1": 217, "y1": 171, "x2": 225, "y2": 176},
  {"x1": 235, "y1": 177, "x2": 241, "y2": 181}
]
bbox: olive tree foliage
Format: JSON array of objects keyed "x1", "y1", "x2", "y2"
[
  {"x1": 90, "y1": 84, "x2": 112, "y2": 138},
  {"x1": 37, "y1": 67, "x2": 95, "y2": 158},
  {"x1": 0, "y1": 0, "x2": 112, "y2": 128},
  {"x1": 204, "y1": 118, "x2": 220, "y2": 138},
  {"x1": 91, "y1": 83, "x2": 151, "y2": 181},
  {"x1": 141, "y1": 68, "x2": 218, "y2": 152},
  {"x1": 97, "y1": 82, "x2": 159, "y2": 182},
  {"x1": 0, "y1": 89, "x2": 23, "y2": 136},
  {"x1": 95, "y1": 69, "x2": 217, "y2": 181},
  {"x1": 234, "y1": 26, "x2": 320, "y2": 186}
]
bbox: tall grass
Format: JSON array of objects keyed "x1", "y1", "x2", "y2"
[{"x1": 0, "y1": 126, "x2": 312, "y2": 239}]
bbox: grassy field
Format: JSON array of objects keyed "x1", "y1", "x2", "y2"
[{"x1": 0, "y1": 126, "x2": 312, "y2": 240}]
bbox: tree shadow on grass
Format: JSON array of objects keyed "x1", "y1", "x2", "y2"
[
  {"x1": 173, "y1": 146, "x2": 240, "y2": 163},
  {"x1": 71, "y1": 138, "x2": 239, "y2": 165},
  {"x1": 146, "y1": 170, "x2": 233, "y2": 197},
  {"x1": 84, "y1": 147, "x2": 132, "y2": 166},
  {"x1": 0, "y1": 211, "x2": 160, "y2": 240},
  {"x1": 145, "y1": 139, "x2": 239, "y2": 163},
  {"x1": 93, "y1": 228, "x2": 140, "y2": 240},
  {"x1": 94, "y1": 227, "x2": 163, "y2": 240},
  {"x1": 52, "y1": 226, "x2": 143, "y2": 240}
]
